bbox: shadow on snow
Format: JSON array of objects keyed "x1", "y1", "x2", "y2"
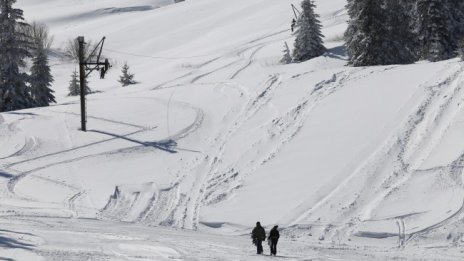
[{"x1": 89, "y1": 129, "x2": 178, "y2": 154}]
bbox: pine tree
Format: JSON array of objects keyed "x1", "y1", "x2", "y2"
[
  {"x1": 118, "y1": 63, "x2": 136, "y2": 87},
  {"x1": 416, "y1": 0, "x2": 456, "y2": 61},
  {"x1": 281, "y1": 43, "x2": 292, "y2": 64},
  {"x1": 345, "y1": 0, "x2": 406, "y2": 66},
  {"x1": 449, "y1": 0, "x2": 464, "y2": 50},
  {"x1": 345, "y1": 0, "x2": 380, "y2": 66},
  {"x1": 0, "y1": 0, "x2": 33, "y2": 112},
  {"x1": 383, "y1": 0, "x2": 417, "y2": 64},
  {"x1": 458, "y1": 40, "x2": 464, "y2": 60},
  {"x1": 68, "y1": 70, "x2": 79, "y2": 96},
  {"x1": 292, "y1": 0, "x2": 326, "y2": 62},
  {"x1": 68, "y1": 69, "x2": 90, "y2": 96},
  {"x1": 30, "y1": 44, "x2": 55, "y2": 107}
]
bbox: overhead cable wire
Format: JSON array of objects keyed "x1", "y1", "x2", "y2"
[{"x1": 103, "y1": 48, "x2": 216, "y2": 60}]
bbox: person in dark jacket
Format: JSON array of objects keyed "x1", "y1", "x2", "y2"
[
  {"x1": 268, "y1": 225, "x2": 280, "y2": 256},
  {"x1": 251, "y1": 222, "x2": 266, "y2": 254}
]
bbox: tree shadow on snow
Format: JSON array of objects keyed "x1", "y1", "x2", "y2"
[
  {"x1": 0, "y1": 172, "x2": 13, "y2": 179},
  {"x1": 0, "y1": 229, "x2": 35, "y2": 237},
  {"x1": 324, "y1": 45, "x2": 348, "y2": 61},
  {"x1": 7, "y1": 129, "x2": 147, "y2": 168},
  {"x1": 0, "y1": 235, "x2": 35, "y2": 251},
  {"x1": 89, "y1": 129, "x2": 179, "y2": 154},
  {"x1": 5, "y1": 112, "x2": 38, "y2": 116}
]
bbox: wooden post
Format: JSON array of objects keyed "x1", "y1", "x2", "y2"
[{"x1": 78, "y1": 36, "x2": 87, "y2": 132}]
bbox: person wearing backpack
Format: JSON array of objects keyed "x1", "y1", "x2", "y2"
[
  {"x1": 251, "y1": 222, "x2": 266, "y2": 254},
  {"x1": 268, "y1": 225, "x2": 280, "y2": 256}
]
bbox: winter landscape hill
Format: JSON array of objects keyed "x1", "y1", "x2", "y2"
[{"x1": 1, "y1": 0, "x2": 464, "y2": 259}]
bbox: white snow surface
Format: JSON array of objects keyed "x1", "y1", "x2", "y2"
[{"x1": 0, "y1": 0, "x2": 464, "y2": 259}]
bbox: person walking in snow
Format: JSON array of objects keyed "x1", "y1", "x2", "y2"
[
  {"x1": 268, "y1": 225, "x2": 280, "y2": 256},
  {"x1": 291, "y1": 18, "x2": 296, "y2": 32},
  {"x1": 251, "y1": 221, "x2": 266, "y2": 254}
]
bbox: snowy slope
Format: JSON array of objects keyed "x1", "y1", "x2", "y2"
[{"x1": 1, "y1": 0, "x2": 464, "y2": 259}]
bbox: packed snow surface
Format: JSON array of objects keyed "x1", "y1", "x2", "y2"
[{"x1": 1, "y1": 0, "x2": 464, "y2": 259}]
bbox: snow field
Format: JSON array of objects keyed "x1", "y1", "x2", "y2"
[{"x1": 0, "y1": 0, "x2": 463, "y2": 259}]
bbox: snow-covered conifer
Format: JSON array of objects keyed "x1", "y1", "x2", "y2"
[
  {"x1": 345, "y1": 0, "x2": 382, "y2": 66},
  {"x1": 459, "y1": 41, "x2": 464, "y2": 60},
  {"x1": 30, "y1": 44, "x2": 55, "y2": 107},
  {"x1": 68, "y1": 70, "x2": 80, "y2": 96},
  {"x1": 449, "y1": 0, "x2": 464, "y2": 50},
  {"x1": 0, "y1": 0, "x2": 33, "y2": 112},
  {"x1": 281, "y1": 43, "x2": 292, "y2": 64},
  {"x1": 292, "y1": 0, "x2": 326, "y2": 62},
  {"x1": 416, "y1": 0, "x2": 456, "y2": 61},
  {"x1": 383, "y1": 0, "x2": 417, "y2": 64},
  {"x1": 68, "y1": 69, "x2": 90, "y2": 96},
  {"x1": 118, "y1": 63, "x2": 136, "y2": 87},
  {"x1": 345, "y1": 0, "x2": 414, "y2": 66}
]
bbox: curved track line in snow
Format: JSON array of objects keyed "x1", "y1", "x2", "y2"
[
  {"x1": 152, "y1": 57, "x2": 222, "y2": 90},
  {"x1": 118, "y1": 95, "x2": 205, "y2": 144},
  {"x1": 5, "y1": 129, "x2": 147, "y2": 168},
  {"x1": 153, "y1": 71, "x2": 196, "y2": 90},
  {"x1": 287, "y1": 63, "x2": 464, "y2": 243},
  {"x1": 0, "y1": 115, "x2": 38, "y2": 161},
  {"x1": 46, "y1": 110, "x2": 153, "y2": 130},
  {"x1": 0, "y1": 136, "x2": 36, "y2": 160},
  {"x1": 4, "y1": 95, "x2": 204, "y2": 214},
  {"x1": 190, "y1": 60, "x2": 241, "y2": 84},
  {"x1": 172, "y1": 74, "x2": 282, "y2": 229},
  {"x1": 154, "y1": 34, "x2": 289, "y2": 89},
  {"x1": 7, "y1": 168, "x2": 80, "y2": 199},
  {"x1": 202, "y1": 67, "x2": 381, "y2": 211},
  {"x1": 96, "y1": 96, "x2": 205, "y2": 225},
  {"x1": 188, "y1": 42, "x2": 270, "y2": 84},
  {"x1": 165, "y1": 106, "x2": 204, "y2": 142},
  {"x1": 4, "y1": 129, "x2": 148, "y2": 202},
  {"x1": 266, "y1": 66, "x2": 420, "y2": 225},
  {"x1": 361, "y1": 64, "x2": 464, "y2": 217},
  {"x1": 230, "y1": 45, "x2": 265, "y2": 79}
]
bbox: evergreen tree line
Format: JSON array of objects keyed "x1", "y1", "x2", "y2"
[
  {"x1": 346, "y1": 0, "x2": 464, "y2": 66},
  {"x1": 285, "y1": 0, "x2": 464, "y2": 66},
  {"x1": 0, "y1": 0, "x2": 55, "y2": 112}
]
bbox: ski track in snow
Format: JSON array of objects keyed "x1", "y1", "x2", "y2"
[
  {"x1": 201, "y1": 71, "x2": 349, "y2": 206},
  {"x1": 367, "y1": 64, "x2": 464, "y2": 241},
  {"x1": 87, "y1": 28, "x2": 424, "y2": 235},
  {"x1": 0, "y1": 114, "x2": 38, "y2": 160},
  {"x1": 282, "y1": 62, "x2": 464, "y2": 244},
  {"x1": 97, "y1": 26, "x2": 294, "y2": 229},
  {"x1": 0, "y1": 136, "x2": 37, "y2": 160},
  {"x1": 198, "y1": 66, "x2": 405, "y2": 221},
  {"x1": 1, "y1": 95, "x2": 205, "y2": 218},
  {"x1": 230, "y1": 45, "x2": 266, "y2": 79},
  {"x1": 3, "y1": 0, "x2": 464, "y2": 258},
  {"x1": 156, "y1": 33, "x2": 288, "y2": 89},
  {"x1": 181, "y1": 74, "x2": 283, "y2": 229}
]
